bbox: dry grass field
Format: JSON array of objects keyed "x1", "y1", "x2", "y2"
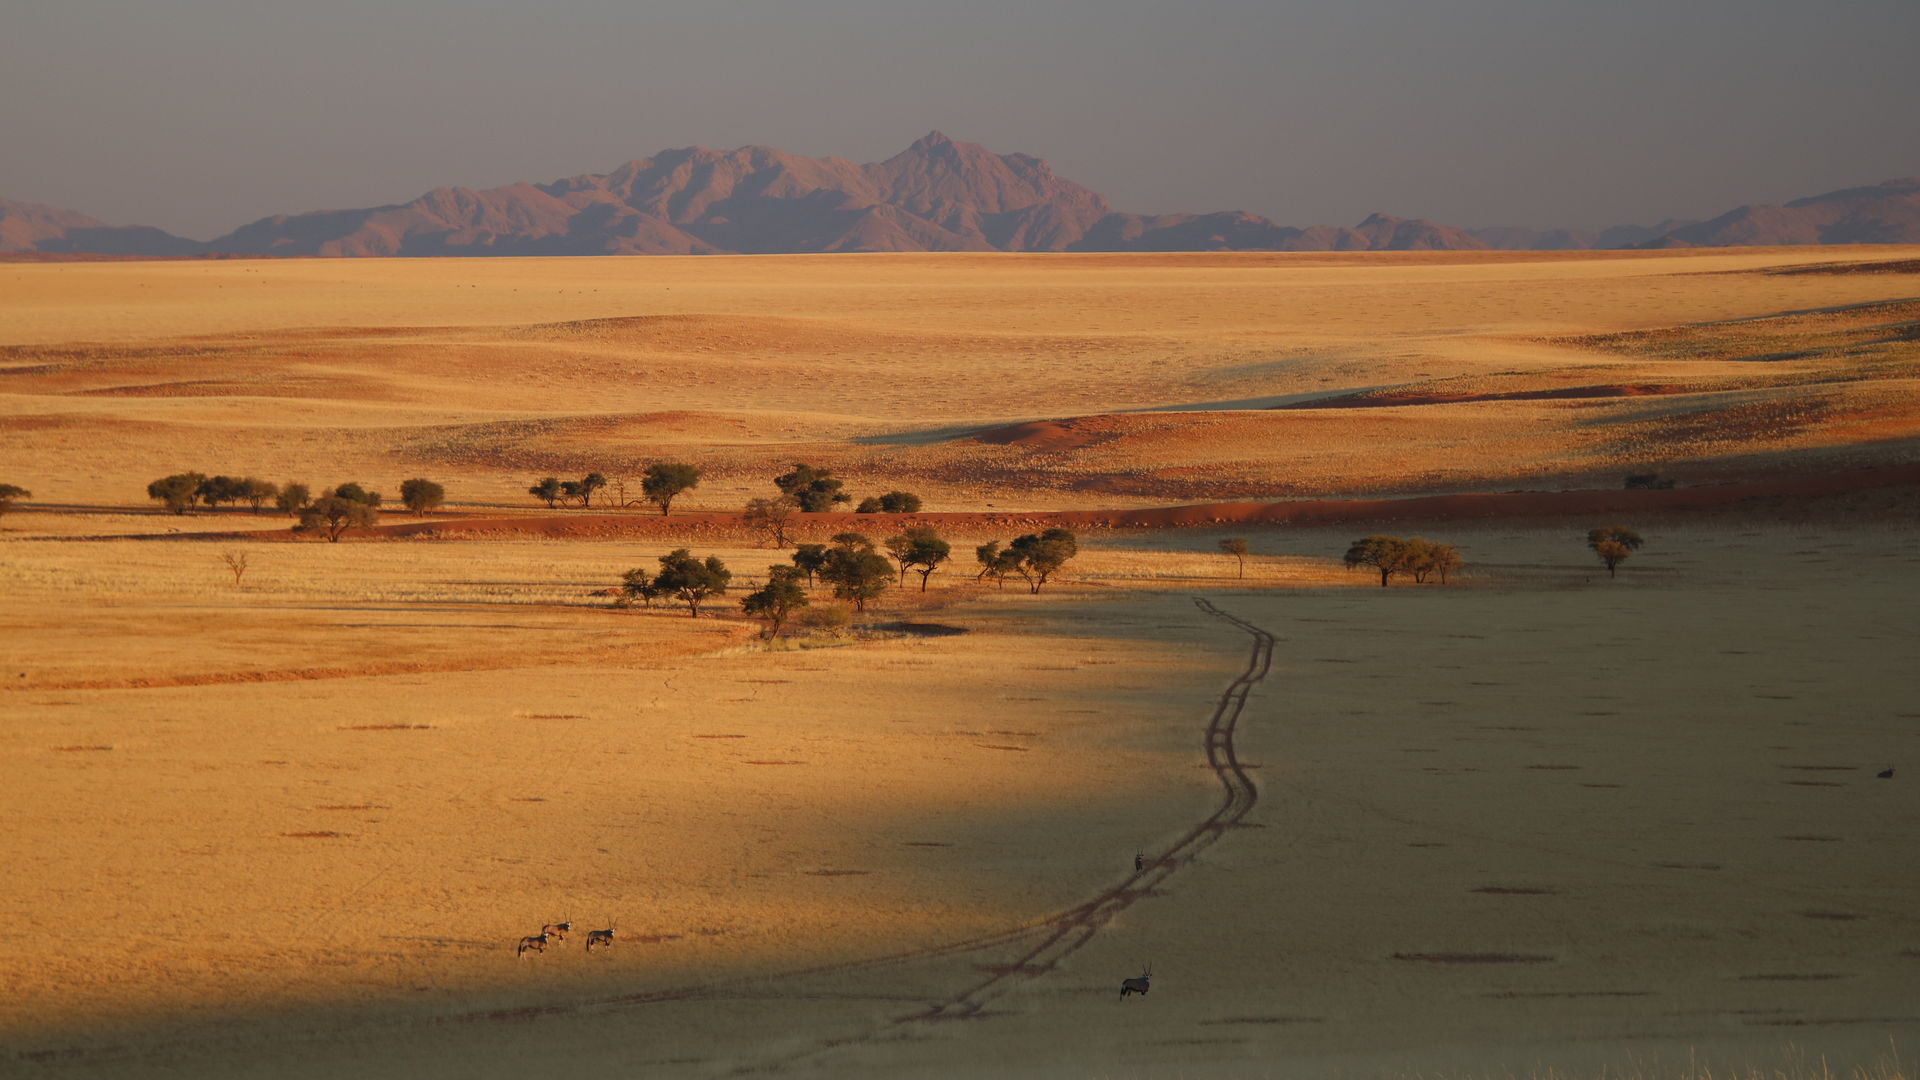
[{"x1": 3, "y1": 249, "x2": 1917, "y2": 1079}]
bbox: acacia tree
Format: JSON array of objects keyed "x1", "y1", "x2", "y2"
[
  {"x1": 399, "y1": 478, "x2": 445, "y2": 513},
  {"x1": 576, "y1": 472, "x2": 607, "y2": 508},
  {"x1": 0, "y1": 483, "x2": 30, "y2": 519},
  {"x1": 741, "y1": 566, "x2": 810, "y2": 639},
  {"x1": 148, "y1": 472, "x2": 207, "y2": 514},
  {"x1": 1587, "y1": 526, "x2": 1645, "y2": 579},
  {"x1": 529, "y1": 476, "x2": 564, "y2": 508},
  {"x1": 331, "y1": 482, "x2": 382, "y2": 509},
  {"x1": 774, "y1": 463, "x2": 849, "y2": 512},
  {"x1": 297, "y1": 495, "x2": 376, "y2": 542},
  {"x1": 651, "y1": 548, "x2": 731, "y2": 617},
  {"x1": 744, "y1": 495, "x2": 799, "y2": 548},
  {"x1": 974, "y1": 541, "x2": 1015, "y2": 588},
  {"x1": 238, "y1": 478, "x2": 278, "y2": 513},
  {"x1": 1007, "y1": 528, "x2": 1078, "y2": 594},
  {"x1": 1220, "y1": 537, "x2": 1250, "y2": 579},
  {"x1": 886, "y1": 525, "x2": 952, "y2": 591},
  {"x1": 820, "y1": 532, "x2": 891, "y2": 611},
  {"x1": 643, "y1": 462, "x2": 700, "y2": 516},
  {"x1": 619, "y1": 567, "x2": 661, "y2": 608},
  {"x1": 1344, "y1": 535, "x2": 1413, "y2": 587},
  {"x1": 1421, "y1": 542, "x2": 1464, "y2": 584},
  {"x1": 275, "y1": 482, "x2": 311, "y2": 516},
  {"x1": 790, "y1": 543, "x2": 828, "y2": 587},
  {"x1": 197, "y1": 475, "x2": 243, "y2": 510}
]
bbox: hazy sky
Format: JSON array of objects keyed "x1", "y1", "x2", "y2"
[{"x1": 5, "y1": 0, "x2": 1916, "y2": 239}]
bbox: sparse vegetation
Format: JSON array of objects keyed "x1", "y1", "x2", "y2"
[
  {"x1": 399, "y1": 478, "x2": 445, "y2": 513},
  {"x1": 239, "y1": 478, "x2": 278, "y2": 513},
  {"x1": 0, "y1": 483, "x2": 30, "y2": 518},
  {"x1": 793, "y1": 602, "x2": 853, "y2": 637},
  {"x1": 1219, "y1": 537, "x2": 1249, "y2": 578},
  {"x1": 563, "y1": 472, "x2": 606, "y2": 508},
  {"x1": 1624, "y1": 472, "x2": 1676, "y2": 490},
  {"x1": 648, "y1": 548, "x2": 731, "y2": 617},
  {"x1": 642, "y1": 462, "x2": 701, "y2": 516},
  {"x1": 744, "y1": 495, "x2": 800, "y2": 548},
  {"x1": 740, "y1": 566, "x2": 809, "y2": 638},
  {"x1": 855, "y1": 491, "x2": 923, "y2": 514},
  {"x1": 774, "y1": 463, "x2": 850, "y2": 512},
  {"x1": 885, "y1": 525, "x2": 952, "y2": 591},
  {"x1": 975, "y1": 540, "x2": 1018, "y2": 588},
  {"x1": 619, "y1": 567, "x2": 661, "y2": 608},
  {"x1": 1588, "y1": 526, "x2": 1645, "y2": 578}
]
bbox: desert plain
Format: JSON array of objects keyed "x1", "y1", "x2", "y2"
[{"x1": 2, "y1": 248, "x2": 1919, "y2": 1079}]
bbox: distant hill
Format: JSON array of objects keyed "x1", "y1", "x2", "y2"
[
  {"x1": 0, "y1": 197, "x2": 198, "y2": 255},
  {"x1": 1643, "y1": 178, "x2": 1920, "y2": 248},
  {"x1": 6, "y1": 138, "x2": 1918, "y2": 256}
]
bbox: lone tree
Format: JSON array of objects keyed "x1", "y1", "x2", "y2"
[
  {"x1": 885, "y1": 525, "x2": 952, "y2": 591},
  {"x1": 221, "y1": 550, "x2": 250, "y2": 586},
  {"x1": 1587, "y1": 526, "x2": 1645, "y2": 579},
  {"x1": 1220, "y1": 537, "x2": 1250, "y2": 579},
  {"x1": 790, "y1": 543, "x2": 829, "y2": 587},
  {"x1": 651, "y1": 548, "x2": 731, "y2": 617},
  {"x1": 1344, "y1": 535, "x2": 1413, "y2": 587},
  {"x1": 0, "y1": 483, "x2": 30, "y2": 518},
  {"x1": 744, "y1": 495, "x2": 800, "y2": 548},
  {"x1": 1007, "y1": 528, "x2": 1078, "y2": 593},
  {"x1": 855, "y1": 491, "x2": 923, "y2": 514},
  {"x1": 975, "y1": 540, "x2": 1019, "y2": 588},
  {"x1": 774, "y1": 463, "x2": 849, "y2": 512},
  {"x1": 740, "y1": 566, "x2": 810, "y2": 639},
  {"x1": 275, "y1": 482, "x2": 311, "y2": 516},
  {"x1": 529, "y1": 477, "x2": 564, "y2": 508},
  {"x1": 820, "y1": 532, "x2": 892, "y2": 611},
  {"x1": 399, "y1": 478, "x2": 445, "y2": 513},
  {"x1": 643, "y1": 462, "x2": 701, "y2": 516},
  {"x1": 148, "y1": 472, "x2": 207, "y2": 514},
  {"x1": 297, "y1": 495, "x2": 376, "y2": 542}
]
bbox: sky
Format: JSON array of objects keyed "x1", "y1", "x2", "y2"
[{"x1": 4, "y1": 0, "x2": 1917, "y2": 240}]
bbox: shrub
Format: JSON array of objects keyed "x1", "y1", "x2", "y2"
[
  {"x1": 275, "y1": 482, "x2": 311, "y2": 516},
  {"x1": 794, "y1": 603, "x2": 853, "y2": 637},
  {"x1": 0, "y1": 483, "x2": 30, "y2": 518}
]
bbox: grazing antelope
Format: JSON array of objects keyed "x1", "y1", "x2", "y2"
[
  {"x1": 517, "y1": 931, "x2": 552, "y2": 958},
  {"x1": 1119, "y1": 965, "x2": 1152, "y2": 999},
  {"x1": 585, "y1": 922, "x2": 617, "y2": 952},
  {"x1": 541, "y1": 918, "x2": 572, "y2": 942}
]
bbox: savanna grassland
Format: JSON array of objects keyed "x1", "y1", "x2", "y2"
[{"x1": 2, "y1": 248, "x2": 1918, "y2": 1079}]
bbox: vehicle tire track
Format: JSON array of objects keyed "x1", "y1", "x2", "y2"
[{"x1": 12, "y1": 600, "x2": 1279, "y2": 1073}]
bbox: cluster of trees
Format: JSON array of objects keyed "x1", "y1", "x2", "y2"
[
  {"x1": 1342, "y1": 535, "x2": 1464, "y2": 587},
  {"x1": 0, "y1": 483, "x2": 29, "y2": 518},
  {"x1": 145, "y1": 473, "x2": 445, "y2": 518},
  {"x1": 530, "y1": 463, "x2": 701, "y2": 515},
  {"x1": 974, "y1": 528, "x2": 1079, "y2": 593},
  {"x1": 294, "y1": 483, "x2": 383, "y2": 542},
  {"x1": 622, "y1": 549, "x2": 732, "y2": 616}
]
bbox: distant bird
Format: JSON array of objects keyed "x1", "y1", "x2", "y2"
[{"x1": 1877, "y1": 767, "x2": 1894, "y2": 779}]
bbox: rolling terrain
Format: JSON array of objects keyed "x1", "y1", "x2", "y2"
[{"x1": 3, "y1": 248, "x2": 1918, "y2": 1079}]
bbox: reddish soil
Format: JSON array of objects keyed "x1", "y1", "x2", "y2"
[
  {"x1": 1279, "y1": 384, "x2": 1688, "y2": 409},
  {"x1": 116, "y1": 463, "x2": 1920, "y2": 544}
]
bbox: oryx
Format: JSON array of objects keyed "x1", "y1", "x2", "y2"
[
  {"x1": 517, "y1": 931, "x2": 552, "y2": 958},
  {"x1": 1119, "y1": 965, "x2": 1152, "y2": 999},
  {"x1": 585, "y1": 921, "x2": 617, "y2": 952},
  {"x1": 541, "y1": 917, "x2": 572, "y2": 942}
]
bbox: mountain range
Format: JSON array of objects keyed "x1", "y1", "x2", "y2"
[{"x1": 4, "y1": 133, "x2": 1917, "y2": 256}]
